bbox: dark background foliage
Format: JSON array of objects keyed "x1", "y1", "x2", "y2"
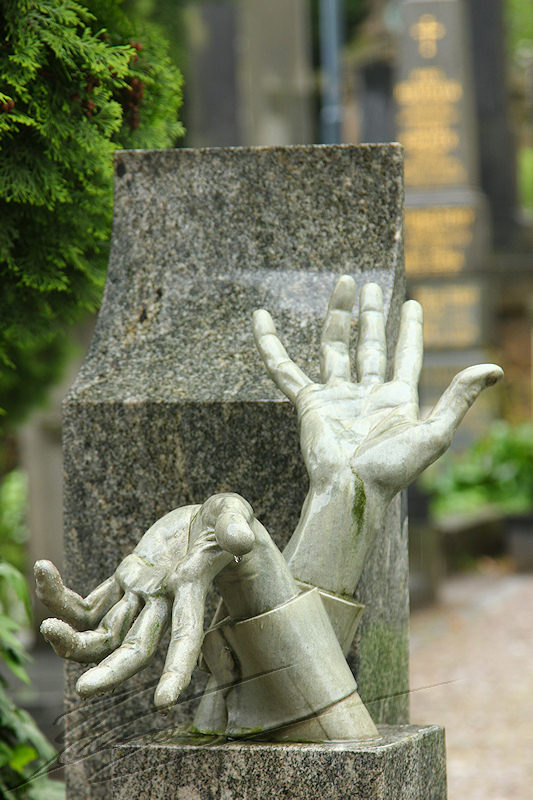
[{"x1": 0, "y1": 0, "x2": 184, "y2": 427}]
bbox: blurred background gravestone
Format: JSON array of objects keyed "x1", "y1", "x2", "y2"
[
  {"x1": 186, "y1": 0, "x2": 314, "y2": 146},
  {"x1": 348, "y1": 0, "x2": 531, "y2": 434},
  {"x1": 61, "y1": 144, "x2": 409, "y2": 799},
  {"x1": 395, "y1": 0, "x2": 494, "y2": 447}
]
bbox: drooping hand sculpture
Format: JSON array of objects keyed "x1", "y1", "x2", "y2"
[
  {"x1": 36, "y1": 276, "x2": 502, "y2": 742},
  {"x1": 36, "y1": 493, "x2": 299, "y2": 710}
]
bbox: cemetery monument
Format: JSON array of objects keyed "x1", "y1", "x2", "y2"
[
  {"x1": 395, "y1": 0, "x2": 496, "y2": 444},
  {"x1": 36, "y1": 275, "x2": 502, "y2": 743},
  {"x1": 33, "y1": 144, "x2": 502, "y2": 798}
]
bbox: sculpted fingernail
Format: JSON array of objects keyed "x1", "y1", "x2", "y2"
[
  {"x1": 215, "y1": 513, "x2": 255, "y2": 556},
  {"x1": 334, "y1": 275, "x2": 356, "y2": 309},
  {"x1": 154, "y1": 674, "x2": 182, "y2": 710},
  {"x1": 41, "y1": 619, "x2": 75, "y2": 658},
  {"x1": 76, "y1": 669, "x2": 110, "y2": 698},
  {"x1": 34, "y1": 560, "x2": 61, "y2": 595}
]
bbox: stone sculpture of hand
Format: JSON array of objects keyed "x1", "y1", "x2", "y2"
[
  {"x1": 36, "y1": 276, "x2": 503, "y2": 739},
  {"x1": 254, "y1": 276, "x2": 503, "y2": 596},
  {"x1": 36, "y1": 493, "x2": 298, "y2": 710}
]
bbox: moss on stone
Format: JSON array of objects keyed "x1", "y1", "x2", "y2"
[{"x1": 351, "y1": 471, "x2": 366, "y2": 533}]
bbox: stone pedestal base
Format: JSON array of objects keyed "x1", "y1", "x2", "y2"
[{"x1": 112, "y1": 724, "x2": 446, "y2": 800}]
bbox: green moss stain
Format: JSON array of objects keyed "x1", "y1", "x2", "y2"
[
  {"x1": 351, "y1": 471, "x2": 366, "y2": 535},
  {"x1": 356, "y1": 619, "x2": 410, "y2": 725},
  {"x1": 148, "y1": 619, "x2": 162, "y2": 650}
]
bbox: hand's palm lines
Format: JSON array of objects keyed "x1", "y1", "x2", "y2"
[{"x1": 302, "y1": 380, "x2": 416, "y2": 445}]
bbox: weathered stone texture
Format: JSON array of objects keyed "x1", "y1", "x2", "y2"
[
  {"x1": 111, "y1": 725, "x2": 446, "y2": 800},
  {"x1": 63, "y1": 145, "x2": 407, "y2": 799}
]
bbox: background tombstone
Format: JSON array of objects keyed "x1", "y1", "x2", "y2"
[
  {"x1": 464, "y1": 0, "x2": 518, "y2": 246},
  {"x1": 62, "y1": 144, "x2": 407, "y2": 799},
  {"x1": 395, "y1": 0, "x2": 489, "y2": 280},
  {"x1": 394, "y1": 0, "x2": 497, "y2": 445},
  {"x1": 409, "y1": 279, "x2": 493, "y2": 446},
  {"x1": 184, "y1": 0, "x2": 313, "y2": 147},
  {"x1": 184, "y1": 2, "x2": 241, "y2": 147}
]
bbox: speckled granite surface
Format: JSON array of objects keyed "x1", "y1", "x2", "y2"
[
  {"x1": 111, "y1": 725, "x2": 446, "y2": 800},
  {"x1": 73, "y1": 145, "x2": 405, "y2": 404},
  {"x1": 62, "y1": 144, "x2": 408, "y2": 799}
]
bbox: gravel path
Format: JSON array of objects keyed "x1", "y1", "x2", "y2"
[{"x1": 410, "y1": 569, "x2": 533, "y2": 800}]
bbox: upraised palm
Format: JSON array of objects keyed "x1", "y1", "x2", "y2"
[{"x1": 254, "y1": 277, "x2": 502, "y2": 506}]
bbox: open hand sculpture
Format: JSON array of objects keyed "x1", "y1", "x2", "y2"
[
  {"x1": 36, "y1": 276, "x2": 502, "y2": 742},
  {"x1": 254, "y1": 277, "x2": 503, "y2": 596}
]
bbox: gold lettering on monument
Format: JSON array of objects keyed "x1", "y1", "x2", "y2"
[
  {"x1": 401, "y1": 127, "x2": 459, "y2": 154},
  {"x1": 395, "y1": 68, "x2": 462, "y2": 104},
  {"x1": 394, "y1": 67, "x2": 466, "y2": 187},
  {"x1": 409, "y1": 14, "x2": 446, "y2": 59},
  {"x1": 397, "y1": 12, "x2": 476, "y2": 283},
  {"x1": 412, "y1": 284, "x2": 482, "y2": 348},
  {"x1": 397, "y1": 105, "x2": 459, "y2": 127},
  {"x1": 405, "y1": 206, "x2": 475, "y2": 276}
]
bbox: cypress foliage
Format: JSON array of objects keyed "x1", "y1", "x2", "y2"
[{"x1": 0, "y1": 0, "x2": 183, "y2": 426}]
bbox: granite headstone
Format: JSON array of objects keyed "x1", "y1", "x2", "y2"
[
  {"x1": 62, "y1": 144, "x2": 409, "y2": 798},
  {"x1": 112, "y1": 726, "x2": 447, "y2": 800}
]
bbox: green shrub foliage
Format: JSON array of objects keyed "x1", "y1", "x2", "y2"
[
  {"x1": 0, "y1": 560, "x2": 64, "y2": 798},
  {"x1": 0, "y1": 0, "x2": 183, "y2": 426},
  {"x1": 0, "y1": 470, "x2": 28, "y2": 572},
  {"x1": 423, "y1": 421, "x2": 533, "y2": 518},
  {"x1": 0, "y1": 471, "x2": 62, "y2": 797}
]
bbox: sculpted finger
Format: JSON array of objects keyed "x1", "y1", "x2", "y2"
[
  {"x1": 393, "y1": 300, "x2": 423, "y2": 386},
  {"x1": 253, "y1": 309, "x2": 312, "y2": 403},
  {"x1": 320, "y1": 274, "x2": 356, "y2": 382},
  {"x1": 192, "y1": 493, "x2": 255, "y2": 558},
  {"x1": 356, "y1": 283, "x2": 386, "y2": 385},
  {"x1": 214, "y1": 511, "x2": 255, "y2": 557},
  {"x1": 76, "y1": 596, "x2": 169, "y2": 697},
  {"x1": 34, "y1": 560, "x2": 122, "y2": 630},
  {"x1": 40, "y1": 592, "x2": 141, "y2": 664},
  {"x1": 424, "y1": 364, "x2": 504, "y2": 449},
  {"x1": 154, "y1": 582, "x2": 207, "y2": 710}
]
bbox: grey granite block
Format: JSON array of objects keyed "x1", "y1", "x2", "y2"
[
  {"x1": 111, "y1": 725, "x2": 447, "y2": 800},
  {"x1": 62, "y1": 145, "x2": 407, "y2": 799}
]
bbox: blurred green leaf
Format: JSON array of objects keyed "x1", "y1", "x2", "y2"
[
  {"x1": 0, "y1": 559, "x2": 61, "y2": 796},
  {"x1": 0, "y1": 471, "x2": 28, "y2": 575},
  {"x1": 0, "y1": 560, "x2": 31, "y2": 621},
  {"x1": 8, "y1": 744, "x2": 38, "y2": 775},
  {"x1": 422, "y1": 421, "x2": 533, "y2": 518}
]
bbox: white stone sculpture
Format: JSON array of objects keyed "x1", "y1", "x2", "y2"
[{"x1": 35, "y1": 277, "x2": 502, "y2": 742}]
